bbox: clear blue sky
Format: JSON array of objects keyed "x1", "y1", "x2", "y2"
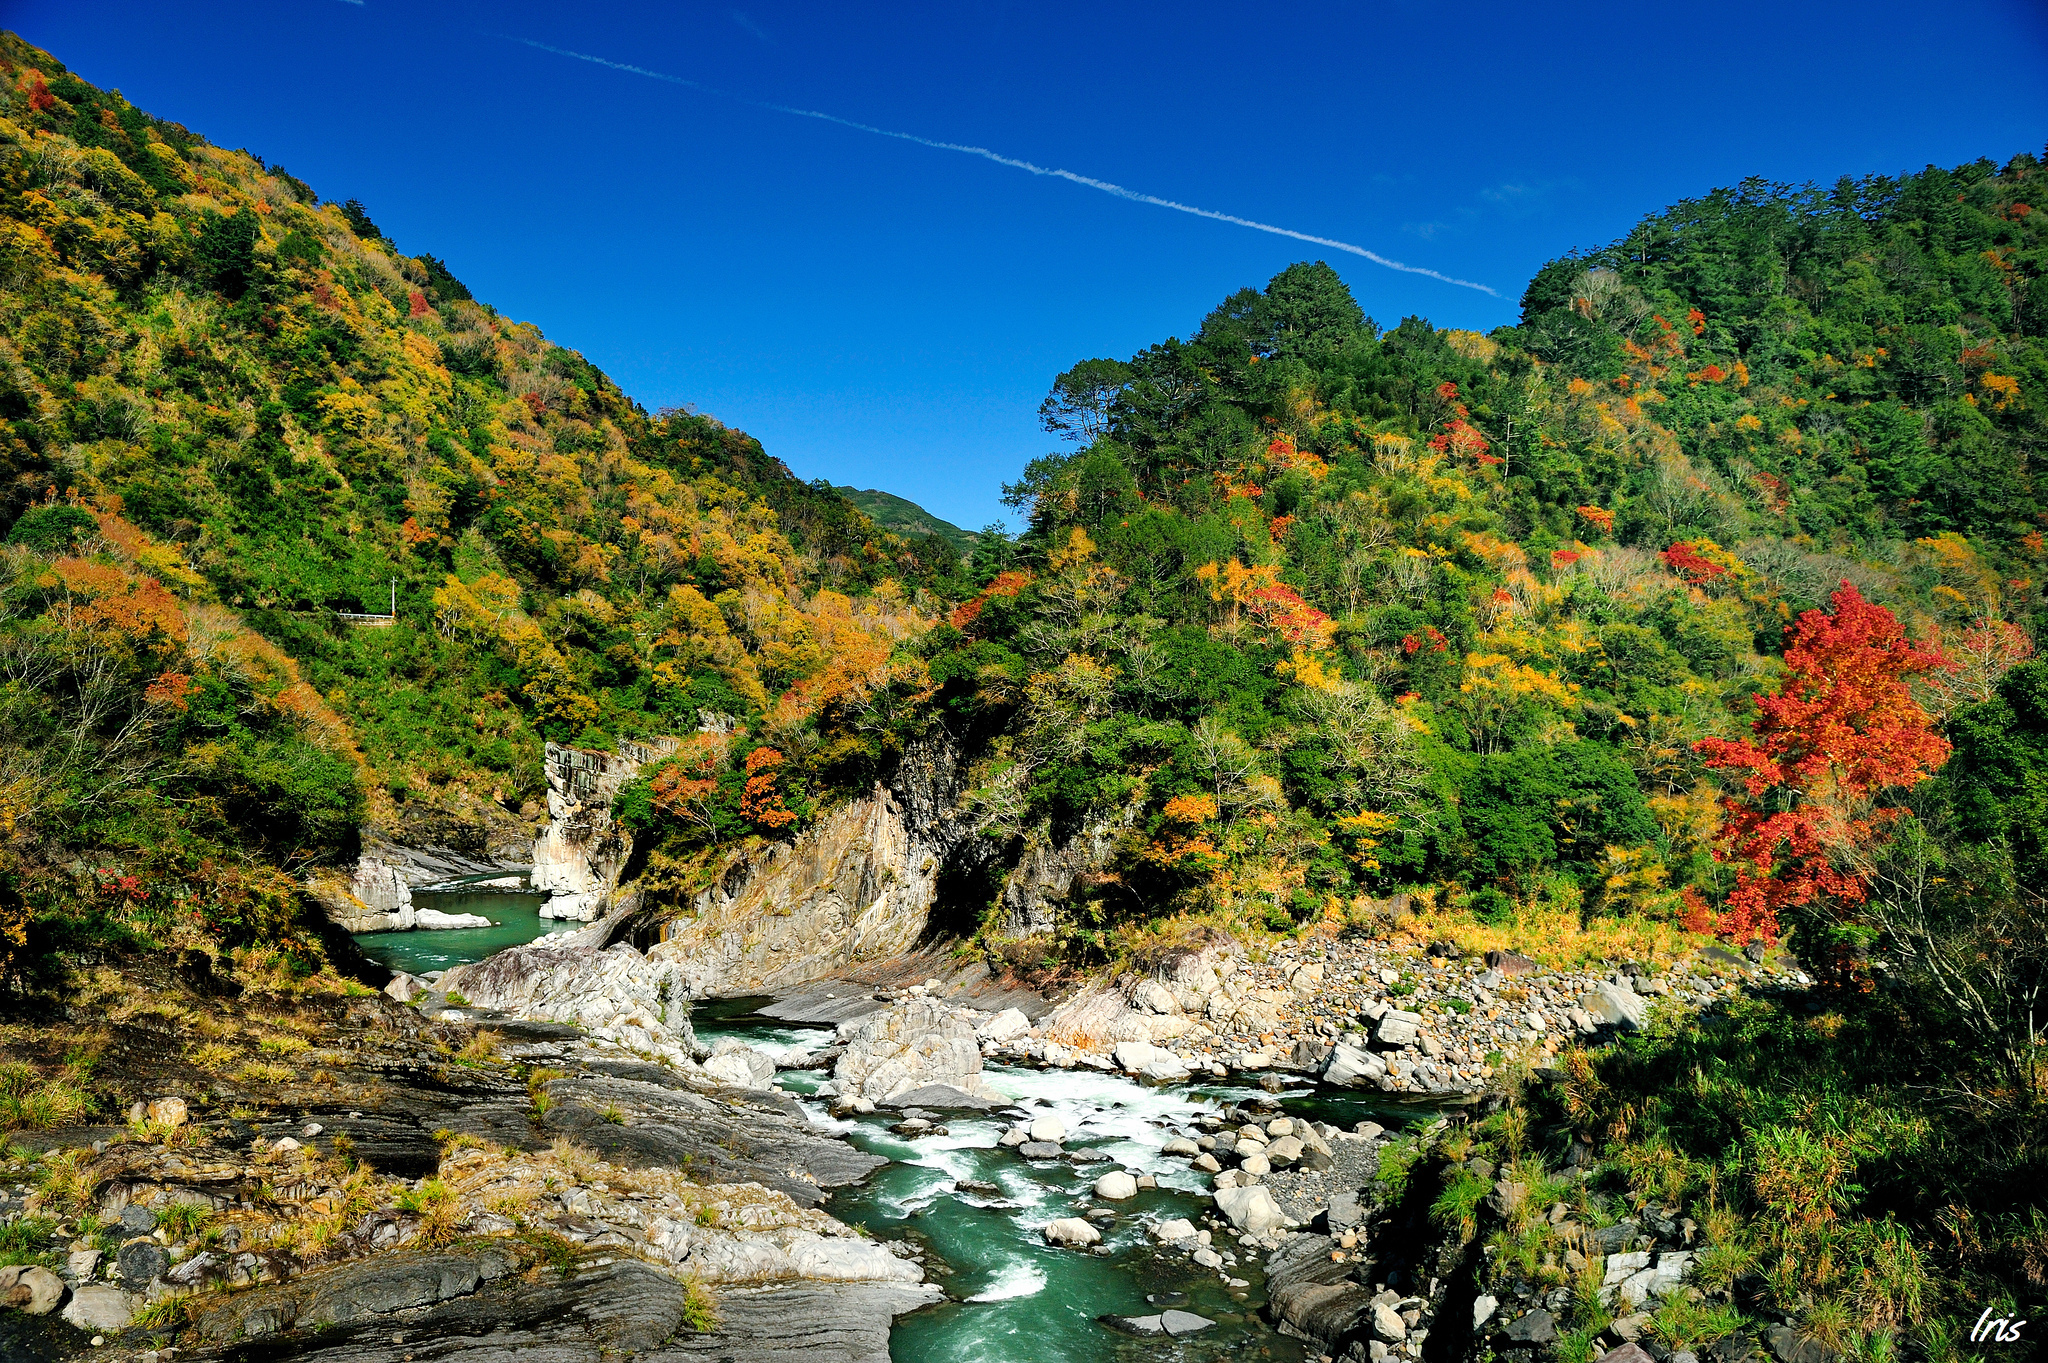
[{"x1": 15, "y1": 2, "x2": 2048, "y2": 532}]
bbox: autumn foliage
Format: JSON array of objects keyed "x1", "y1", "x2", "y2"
[{"x1": 1694, "y1": 583, "x2": 1950, "y2": 947}]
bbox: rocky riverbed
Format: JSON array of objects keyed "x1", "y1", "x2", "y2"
[{"x1": 0, "y1": 924, "x2": 1809, "y2": 1363}]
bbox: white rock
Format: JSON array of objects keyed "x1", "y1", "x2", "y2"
[
  {"x1": 1212, "y1": 1184, "x2": 1286, "y2": 1235},
  {"x1": 436, "y1": 941, "x2": 697, "y2": 1066},
  {"x1": 145, "y1": 1097, "x2": 188, "y2": 1127},
  {"x1": 1094, "y1": 1171, "x2": 1139, "y2": 1200},
  {"x1": 383, "y1": 971, "x2": 428, "y2": 1003},
  {"x1": 272, "y1": 1137, "x2": 301, "y2": 1152},
  {"x1": 1162, "y1": 1137, "x2": 1200, "y2": 1156},
  {"x1": 1371, "y1": 1301, "x2": 1408, "y2": 1342},
  {"x1": 1580, "y1": 981, "x2": 1648, "y2": 1031},
  {"x1": 62, "y1": 1286, "x2": 136, "y2": 1332},
  {"x1": 414, "y1": 908, "x2": 493, "y2": 930},
  {"x1": 1041, "y1": 1040, "x2": 1072, "y2": 1067},
  {"x1": 1473, "y1": 1294, "x2": 1499, "y2": 1328},
  {"x1": 1043, "y1": 1218, "x2": 1101, "y2": 1247},
  {"x1": 1029, "y1": 1115, "x2": 1067, "y2": 1143},
  {"x1": 1112, "y1": 1040, "x2": 1160, "y2": 1073},
  {"x1": 1322, "y1": 1043, "x2": 1387, "y2": 1087},
  {"x1": 976, "y1": 1008, "x2": 1032, "y2": 1042},
  {"x1": 1152, "y1": 1218, "x2": 1197, "y2": 1242},
  {"x1": 833, "y1": 998, "x2": 988, "y2": 1101},
  {"x1": 1239, "y1": 1152, "x2": 1271, "y2": 1177},
  {"x1": 1139, "y1": 1052, "x2": 1191, "y2": 1082}
]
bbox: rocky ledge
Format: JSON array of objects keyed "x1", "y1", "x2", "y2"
[{"x1": 0, "y1": 961, "x2": 935, "y2": 1363}]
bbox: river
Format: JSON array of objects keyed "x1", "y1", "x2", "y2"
[
  {"x1": 697, "y1": 1001, "x2": 1425, "y2": 1363},
  {"x1": 350, "y1": 888, "x2": 579, "y2": 976}
]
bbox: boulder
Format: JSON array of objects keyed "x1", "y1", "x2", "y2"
[
  {"x1": 145, "y1": 1097, "x2": 189, "y2": 1127},
  {"x1": 384, "y1": 971, "x2": 429, "y2": 1003},
  {"x1": 1212, "y1": 1184, "x2": 1286, "y2": 1235},
  {"x1": 1139, "y1": 1051, "x2": 1192, "y2": 1082},
  {"x1": 1473, "y1": 1294, "x2": 1499, "y2": 1328},
  {"x1": 1100, "y1": 1313, "x2": 1165, "y2": 1335},
  {"x1": 702, "y1": 1041, "x2": 776, "y2": 1090},
  {"x1": 1094, "y1": 1171, "x2": 1139, "y2": 1200},
  {"x1": 1017, "y1": 1141, "x2": 1064, "y2": 1160},
  {"x1": 1043, "y1": 1218, "x2": 1101, "y2": 1247},
  {"x1": 413, "y1": 907, "x2": 493, "y2": 930},
  {"x1": 1112, "y1": 1040, "x2": 1161, "y2": 1073},
  {"x1": 833, "y1": 998, "x2": 988, "y2": 1102},
  {"x1": 0, "y1": 1265, "x2": 64, "y2": 1315},
  {"x1": 1152, "y1": 1218, "x2": 1197, "y2": 1242},
  {"x1": 975, "y1": 1008, "x2": 1032, "y2": 1042},
  {"x1": 1028, "y1": 1115, "x2": 1068, "y2": 1143},
  {"x1": 883, "y1": 1084, "x2": 999, "y2": 1111},
  {"x1": 61, "y1": 1285, "x2": 136, "y2": 1332},
  {"x1": 1375, "y1": 1010, "x2": 1423, "y2": 1047},
  {"x1": 436, "y1": 941, "x2": 697, "y2": 1066},
  {"x1": 1765, "y1": 1325, "x2": 1838, "y2": 1363},
  {"x1": 1485, "y1": 949, "x2": 1541, "y2": 976},
  {"x1": 1162, "y1": 1309, "x2": 1217, "y2": 1337},
  {"x1": 1322, "y1": 1043, "x2": 1388, "y2": 1087},
  {"x1": 1371, "y1": 1301, "x2": 1408, "y2": 1342},
  {"x1": 1162, "y1": 1137, "x2": 1200, "y2": 1156},
  {"x1": 1580, "y1": 981, "x2": 1649, "y2": 1032}
]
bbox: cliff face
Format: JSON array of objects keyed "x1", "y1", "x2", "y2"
[
  {"x1": 650, "y1": 736, "x2": 971, "y2": 997},
  {"x1": 533, "y1": 738, "x2": 679, "y2": 922}
]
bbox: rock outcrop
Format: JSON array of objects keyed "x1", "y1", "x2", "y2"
[
  {"x1": 652, "y1": 736, "x2": 971, "y2": 998},
  {"x1": 436, "y1": 942, "x2": 697, "y2": 1066},
  {"x1": 831, "y1": 998, "x2": 990, "y2": 1102},
  {"x1": 989, "y1": 807, "x2": 1135, "y2": 937},
  {"x1": 535, "y1": 738, "x2": 678, "y2": 922}
]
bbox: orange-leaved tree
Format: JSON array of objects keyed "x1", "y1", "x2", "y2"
[{"x1": 1693, "y1": 582, "x2": 1949, "y2": 963}]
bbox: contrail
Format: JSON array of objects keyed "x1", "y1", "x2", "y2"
[{"x1": 511, "y1": 38, "x2": 1499, "y2": 297}]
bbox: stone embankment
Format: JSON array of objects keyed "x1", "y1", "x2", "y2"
[{"x1": 985, "y1": 933, "x2": 1805, "y2": 1098}]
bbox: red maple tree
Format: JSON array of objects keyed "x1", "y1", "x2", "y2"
[{"x1": 1694, "y1": 583, "x2": 1949, "y2": 956}]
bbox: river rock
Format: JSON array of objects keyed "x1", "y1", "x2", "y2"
[
  {"x1": 146, "y1": 1096, "x2": 190, "y2": 1127},
  {"x1": 1044, "y1": 1218, "x2": 1102, "y2": 1247},
  {"x1": 1239, "y1": 1152, "x2": 1271, "y2": 1177},
  {"x1": 384, "y1": 971, "x2": 429, "y2": 1003},
  {"x1": 1322, "y1": 1043, "x2": 1388, "y2": 1087},
  {"x1": 1372, "y1": 1300, "x2": 1408, "y2": 1342},
  {"x1": 975, "y1": 1008, "x2": 1032, "y2": 1042},
  {"x1": 1474, "y1": 1293, "x2": 1499, "y2": 1328},
  {"x1": 883, "y1": 1083, "x2": 1000, "y2": 1111},
  {"x1": 1152, "y1": 1218, "x2": 1197, "y2": 1241},
  {"x1": 834, "y1": 998, "x2": 989, "y2": 1102},
  {"x1": 1101, "y1": 1313, "x2": 1166, "y2": 1335},
  {"x1": 1601, "y1": 1344, "x2": 1658, "y2": 1363},
  {"x1": 413, "y1": 907, "x2": 494, "y2": 930},
  {"x1": 436, "y1": 941, "x2": 697, "y2": 1066},
  {"x1": 1162, "y1": 1309, "x2": 1217, "y2": 1337},
  {"x1": 1162, "y1": 1137, "x2": 1199, "y2": 1155},
  {"x1": 702, "y1": 1040, "x2": 777, "y2": 1089},
  {"x1": 0, "y1": 1265, "x2": 64, "y2": 1314},
  {"x1": 1018, "y1": 1141, "x2": 1064, "y2": 1160},
  {"x1": 61, "y1": 1286, "x2": 135, "y2": 1332},
  {"x1": 1094, "y1": 1171, "x2": 1138, "y2": 1200},
  {"x1": 1028, "y1": 1115, "x2": 1067, "y2": 1142},
  {"x1": 1213, "y1": 1184, "x2": 1286, "y2": 1235},
  {"x1": 1112, "y1": 1040, "x2": 1161, "y2": 1072},
  {"x1": 1581, "y1": 980, "x2": 1649, "y2": 1031}
]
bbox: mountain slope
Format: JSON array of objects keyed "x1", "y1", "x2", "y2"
[
  {"x1": 833, "y1": 485, "x2": 981, "y2": 558},
  {"x1": 0, "y1": 32, "x2": 963, "y2": 970}
]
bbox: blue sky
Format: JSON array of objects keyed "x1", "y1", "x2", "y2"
[{"x1": 17, "y1": 1, "x2": 2048, "y2": 532}]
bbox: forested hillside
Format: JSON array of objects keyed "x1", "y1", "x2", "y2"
[
  {"x1": 0, "y1": 33, "x2": 962, "y2": 970},
  {"x1": 866, "y1": 157, "x2": 2047, "y2": 1357}
]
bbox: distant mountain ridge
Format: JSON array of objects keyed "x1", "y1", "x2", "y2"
[{"x1": 832, "y1": 485, "x2": 981, "y2": 557}]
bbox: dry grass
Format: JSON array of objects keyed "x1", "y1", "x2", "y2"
[
  {"x1": 234, "y1": 1060, "x2": 294, "y2": 1084},
  {"x1": 1398, "y1": 896, "x2": 1709, "y2": 970}
]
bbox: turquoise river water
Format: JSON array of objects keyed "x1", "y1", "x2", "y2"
[
  {"x1": 350, "y1": 889, "x2": 578, "y2": 976},
  {"x1": 697, "y1": 1003, "x2": 1427, "y2": 1363},
  {"x1": 348, "y1": 916, "x2": 1424, "y2": 1363}
]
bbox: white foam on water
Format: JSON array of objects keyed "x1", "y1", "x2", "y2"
[{"x1": 964, "y1": 1259, "x2": 1047, "y2": 1302}]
